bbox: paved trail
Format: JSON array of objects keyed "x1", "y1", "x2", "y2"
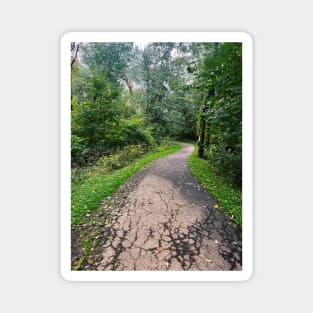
[{"x1": 73, "y1": 143, "x2": 242, "y2": 271}]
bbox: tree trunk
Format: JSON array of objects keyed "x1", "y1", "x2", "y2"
[
  {"x1": 204, "y1": 121, "x2": 210, "y2": 146},
  {"x1": 198, "y1": 43, "x2": 220, "y2": 155},
  {"x1": 123, "y1": 76, "x2": 133, "y2": 95},
  {"x1": 71, "y1": 43, "x2": 80, "y2": 69},
  {"x1": 198, "y1": 88, "x2": 215, "y2": 158},
  {"x1": 198, "y1": 110, "x2": 206, "y2": 157}
]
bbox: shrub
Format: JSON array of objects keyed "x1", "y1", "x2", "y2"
[
  {"x1": 98, "y1": 144, "x2": 146, "y2": 172},
  {"x1": 208, "y1": 142, "x2": 242, "y2": 187},
  {"x1": 71, "y1": 135, "x2": 87, "y2": 166},
  {"x1": 124, "y1": 115, "x2": 154, "y2": 146},
  {"x1": 72, "y1": 100, "x2": 124, "y2": 154}
]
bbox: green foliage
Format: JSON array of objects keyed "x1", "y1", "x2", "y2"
[
  {"x1": 71, "y1": 144, "x2": 147, "y2": 186},
  {"x1": 71, "y1": 42, "x2": 158, "y2": 166},
  {"x1": 123, "y1": 115, "x2": 154, "y2": 145},
  {"x1": 72, "y1": 257, "x2": 85, "y2": 271},
  {"x1": 71, "y1": 41, "x2": 243, "y2": 225},
  {"x1": 72, "y1": 98, "x2": 124, "y2": 156},
  {"x1": 134, "y1": 42, "x2": 199, "y2": 140},
  {"x1": 99, "y1": 144, "x2": 145, "y2": 171},
  {"x1": 71, "y1": 64, "x2": 120, "y2": 104},
  {"x1": 82, "y1": 42, "x2": 133, "y2": 88},
  {"x1": 208, "y1": 142, "x2": 242, "y2": 186},
  {"x1": 71, "y1": 143, "x2": 181, "y2": 224},
  {"x1": 195, "y1": 42, "x2": 242, "y2": 187},
  {"x1": 71, "y1": 134, "x2": 87, "y2": 167},
  {"x1": 84, "y1": 239, "x2": 92, "y2": 255},
  {"x1": 188, "y1": 144, "x2": 242, "y2": 227}
]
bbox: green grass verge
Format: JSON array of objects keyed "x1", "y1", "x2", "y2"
[
  {"x1": 188, "y1": 143, "x2": 242, "y2": 227},
  {"x1": 71, "y1": 143, "x2": 181, "y2": 224}
]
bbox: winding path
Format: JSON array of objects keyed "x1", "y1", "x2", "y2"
[{"x1": 73, "y1": 143, "x2": 242, "y2": 271}]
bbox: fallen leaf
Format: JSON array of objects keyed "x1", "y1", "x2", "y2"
[
  {"x1": 156, "y1": 246, "x2": 164, "y2": 253},
  {"x1": 213, "y1": 204, "x2": 219, "y2": 209}
]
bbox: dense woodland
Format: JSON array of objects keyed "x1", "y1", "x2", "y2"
[{"x1": 71, "y1": 42, "x2": 242, "y2": 188}]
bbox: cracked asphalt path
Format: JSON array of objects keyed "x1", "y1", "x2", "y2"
[{"x1": 91, "y1": 143, "x2": 242, "y2": 271}]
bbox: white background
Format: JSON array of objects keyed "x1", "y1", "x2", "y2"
[
  {"x1": 0, "y1": 0, "x2": 312, "y2": 312},
  {"x1": 61, "y1": 32, "x2": 253, "y2": 282}
]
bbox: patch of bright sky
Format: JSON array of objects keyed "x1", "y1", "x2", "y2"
[
  {"x1": 134, "y1": 42, "x2": 148, "y2": 50},
  {"x1": 135, "y1": 42, "x2": 192, "y2": 60}
]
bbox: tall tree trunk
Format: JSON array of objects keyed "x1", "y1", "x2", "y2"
[
  {"x1": 71, "y1": 43, "x2": 80, "y2": 69},
  {"x1": 198, "y1": 107, "x2": 206, "y2": 157},
  {"x1": 71, "y1": 43, "x2": 80, "y2": 110},
  {"x1": 204, "y1": 121, "x2": 210, "y2": 146},
  {"x1": 198, "y1": 88, "x2": 215, "y2": 157},
  {"x1": 198, "y1": 43, "x2": 219, "y2": 157}
]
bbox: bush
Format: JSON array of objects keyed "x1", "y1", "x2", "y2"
[
  {"x1": 208, "y1": 142, "x2": 242, "y2": 187},
  {"x1": 71, "y1": 135, "x2": 87, "y2": 166},
  {"x1": 72, "y1": 100, "x2": 124, "y2": 154},
  {"x1": 124, "y1": 115, "x2": 154, "y2": 146},
  {"x1": 99, "y1": 144, "x2": 146, "y2": 172}
]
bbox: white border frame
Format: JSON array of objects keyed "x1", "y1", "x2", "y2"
[{"x1": 60, "y1": 32, "x2": 253, "y2": 281}]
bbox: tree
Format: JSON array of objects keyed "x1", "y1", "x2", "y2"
[
  {"x1": 82, "y1": 43, "x2": 133, "y2": 89},
  {"x1": 70, "y1": 41, "x2": 242, "y2": 187},
  {"x1": 71, "y1": 42, "x2": 80, "y2": 69},
  {"x1": 195, "y1": 42, "x2": 242, "y2": 185},
  {"x1": 195, "y1": 43, "x2": 218, "y2": 157}
]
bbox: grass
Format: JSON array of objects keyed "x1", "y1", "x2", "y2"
[
  {"x1": 188, "y1": 143, "x2": 242, "y2": 227},
  {"x1": 71, "y1": 143, "x2": 181, "y2": 224},
  {"x1": 72, "y1": 257, "x2": 85, "y2": 271},
  {"x1": 84, "y1": 238, "x2": 92, "y2": 255}
]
